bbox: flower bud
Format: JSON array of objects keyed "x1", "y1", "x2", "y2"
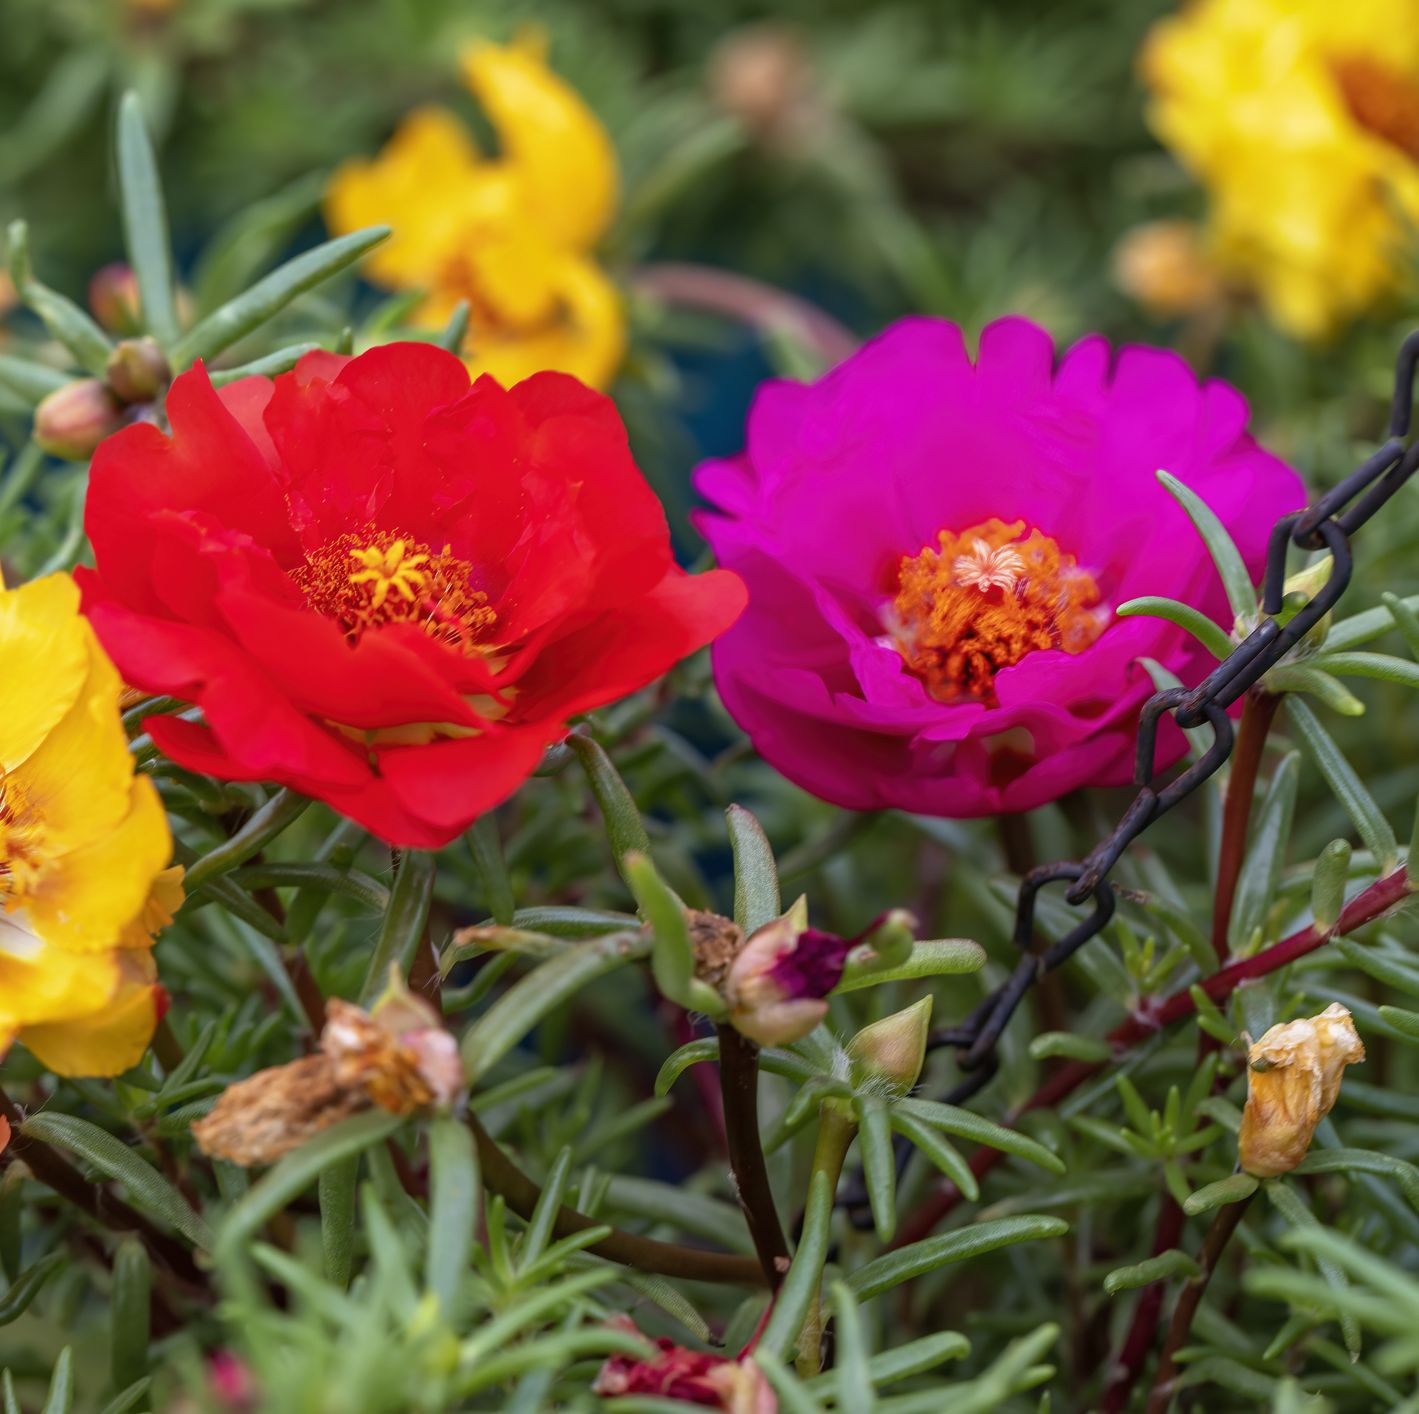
[
  {"x1": 1113, "y1": 220, "x2": 1223, "y2": 318},
  {"x1": 723, "y1": 915, "x2": 853, "y2": 1047},
  {"x1": 34, "y1": 378, "x2": 125, "y2": 460},
  {"x1": 847, "y1": 995, "x2": 933, "y2": 1092},
  {"x1": 1238, "y1": 1002, "x2": 1364, "y2": 1177},
  {"x1": 1270, "y1": 555, "x2": 1334, "y2": 648},
  {"x1": 105, "y1": 336, "x2": 170, "y2": 404},
  {"x1": 88, "y1": 263, "x2": 142, "y2": 333},
  {"x1": 852, "y1": 908, "x2": 917, "y2": 969},
  {"x1": 709, "y1": 24, "x2": 820, "y2": 150}
]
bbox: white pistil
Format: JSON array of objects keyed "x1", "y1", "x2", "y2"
[{"x1": 951, "y1": 539, "x2": 1025, "y2": 593}]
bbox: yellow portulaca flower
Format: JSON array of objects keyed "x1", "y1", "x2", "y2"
[
  {"x1": 1142, "y1": 0, "x2": 1419, "y2": 339},
  {"x1": 324, "y1": 34, "x2": 624, "y2": 389},
  {"x1": 0, "y1": 572, "x2": 178, "y2": 1077}
]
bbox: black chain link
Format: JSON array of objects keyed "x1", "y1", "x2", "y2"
[{"x1": 842, "y1": 330, "x2": 1419, "y2": 1224}]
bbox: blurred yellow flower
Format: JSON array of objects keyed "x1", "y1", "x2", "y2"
[
  {"x1": 324, "y1": 35, "x2": 624, "y2": 388},
  {"x1": 0, "y1": 572, "x2": 177, "y2": 1077},
  {"x1": 1143, "y1": 0, "x2": 1419, "y2": 339}
]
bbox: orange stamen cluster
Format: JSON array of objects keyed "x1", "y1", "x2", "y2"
[
  {"x1": 1333, "y1": 55, "x2": 1419, "y2": 164},
  {"x1": 0, "y1": 771, "x2": 43, "y2": 902},
  {"x1": 891, "y1": 518, "x2": 1105, "y2": 705},
  {"x1": 294, "y1": 528, "x2": 496, "y2": 654}
]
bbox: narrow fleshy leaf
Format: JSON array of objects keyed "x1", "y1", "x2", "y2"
[
  {"x1": 1117, "y1": 596, "x2": 1232, "y2": 659},
  {"x1": 116, "y1": 92, "x2": 178, "y2": 346},
  {"x1": 1288, "y1": 697, "x2": 1398, "y2": 868},
  {"x1": 461, "y1": 929, "x2": 650, "y2": 1082},
  {"x1": 1156, "y1": 469, "x2": 1256, "y2": 622},
  {"x1": 727, "y1": 803, "x2": 780, "y2": 932},
  {"x1": 171, "y1": 226, "x2": 390, "y2": 367},
  {"x1": 846, "y1": 1216, "x2": 1070, "y2": 1301},
  {"x1": 20, "y1": 1113, "x2": 211, "y2": 1248}
]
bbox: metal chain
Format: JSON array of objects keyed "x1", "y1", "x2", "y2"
[{"x1": 921, "y1": 331, "x2": 1419, "y2": 1108}]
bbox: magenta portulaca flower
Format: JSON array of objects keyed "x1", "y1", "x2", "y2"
[{"x1": 694, "y1": 317, "x2": 1305, "y2": 816}]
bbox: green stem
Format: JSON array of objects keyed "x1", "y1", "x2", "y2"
[{"x1": 767, "y1": 1103, "x2": 856, "y2": 1374}]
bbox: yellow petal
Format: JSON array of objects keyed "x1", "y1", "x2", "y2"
[
  {"x1": 20, "y1": 953, "x2": 162, "y2": 1078},
  {"x1": 0, "y1": 914, "x2": 119, "y2": 1027},
  {"x1": 0, "y1": 573, "x2": 93, "y2": 771},
  {"x1": 25, "y1": 776, "x2": 173, "y2": 955},
  {"x1": 13, "y1": 627, "x2": 133, "y2": 853},
  {"x1": 324, "y1": 107, "x2": 495, "y2": 290},
  {"x1": 457, "y1": 251, "x2": 625, "y2": 389},
  {"x1": 120, "y1": 865, "x2": 186, "y2": 949},
  {"x1": 461, "y1": 36, "x2": 618, "y2": 250}
]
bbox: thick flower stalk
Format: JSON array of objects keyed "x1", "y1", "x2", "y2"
[
  {"x1": 694, "y1": 316, "x2": 1303, "y2": 816},
  {"x1": 324, "y1": 35, "x2": 624, "y2": 387},
  {"x1": 1143, "y1": 0, "x2": 1419, "y2": 338},
  {"x1": 79, "y1": 343, "x2": 745, "y2": 847},
  {"x1": 0, "y1": 572, "x2": 178, "y2": 1076}
]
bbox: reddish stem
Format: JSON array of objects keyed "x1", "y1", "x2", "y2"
[
  {"x1": 1144, "y1": 1194, "x2": 1254, "y2": 1413},
  {"x1": 1100, "y1": 1199, "x2": 1186, "y2": 1411},
  {"x1": 1209, "y1": 693, "x2": 1281, "y2": 963},
  {"x1": 896, "y1": 864, "x2": 1413, "y2": 1246},
  {"x1": 631, "y1": 263, "x2": 859, "y2": 368}
]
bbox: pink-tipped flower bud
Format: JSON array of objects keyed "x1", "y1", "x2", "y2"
[
  {"x1": 847, "y1": 995, "x2": 933, "y2": 1092},
  {"x1": 34, "y1": 378, "x2": 125, "y2": 460},
  {"x1": 724, "y1": 915, "x2": 853, "y2": 1047},
  {"x1": 105, "y1": 336, "x2": 170, "y2": 404},
  {"x1": 852, "y1": 908, "x2": 918, "y2": 970},
  {"x1": 1238, "y1": 1003, "x2": 1364, "y2": 1177},
  {"x1": 88, "y1": 263, "x2": 142, "y2": 334}
]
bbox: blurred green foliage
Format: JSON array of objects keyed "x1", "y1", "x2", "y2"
[{"x1": 7, "y1": 2, "x2": 1419, "y2": 1411}]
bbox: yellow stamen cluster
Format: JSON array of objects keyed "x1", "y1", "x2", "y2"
[
  {"x1": 0, "y1": 771, "x2": 45, "y2": 900},
  {"x1": 295, "y1": 528, "x2": 496, "y2": 653},
  {"x1": 891, "y1": 518, "x2": 1105, "y2": 705}
]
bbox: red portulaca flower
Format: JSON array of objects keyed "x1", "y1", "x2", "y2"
[
  {"x1": 594, "y1": 1319, "x2": 776, "y2": 1412},
  {"x1": 694, "y1": 317, "x2": 1304, "y2": 815},
  {"x1": 80, "y1": 344, "x2": 745, "y2": 846}
]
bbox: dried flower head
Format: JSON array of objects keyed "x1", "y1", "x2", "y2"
[
  {"x1": 1238, "y1": 1002, "x2": 1365, "y2": 1178},
  {"x1": 193, "y1": 971, "x2": 462, "y2": 1166}
]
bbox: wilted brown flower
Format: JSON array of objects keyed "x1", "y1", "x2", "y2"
[
  {"x1": 1238, "y1": 1002, "x2": 1365, "y2": 1178},
  {"x1": 193, "y1": 971, "x2": 462, "y2": 1166}
]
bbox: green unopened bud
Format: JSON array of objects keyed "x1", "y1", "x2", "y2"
[
  {"x1": 855, "y1": 908, "x2": 917, "y2": 969},
  {"x1": 34, "y1": 378, "x2": 125, "y2": 460},
  {"x1": 847, "y1": 995, "x2": 932, "y2": 1091},
  {"x1": 1274, "y1": 555, "x2": 1334, "y2": 646},
  {"x1": 1311, "y1": 838, "x2": 1351, "y2": 932},
  {"x1": 88, "y1": 262, "x2": 142, "y2": 333},
  {"x1": 105, "y1": 337, "x2": 170, "y2": 403}
]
